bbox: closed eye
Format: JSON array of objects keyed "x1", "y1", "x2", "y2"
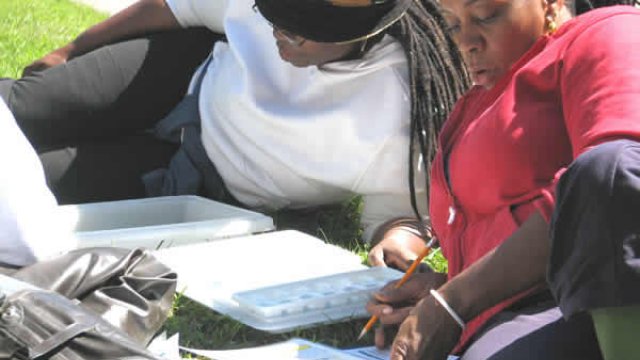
[
  {"x1": 474, "y1": 10, "x2": 501, "y2": 25},
  {"x1": 445, "y1": 22, "x2": 461, "y2": 35}
]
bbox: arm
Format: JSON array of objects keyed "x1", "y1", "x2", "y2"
[
  {"x1": 385, "y1": 211, "x2": 549, "y2": 359},
  {"x1": 442, "y1": 211, "x2": 549, "y2": 325},
  {"x1": 24, "y1": 0, "x2": 181, "y2": 74},
  {"x1": 560, "y1": 12, "x2": 640, "y2": 155}
]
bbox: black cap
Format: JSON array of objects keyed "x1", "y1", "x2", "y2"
[{"x1": 254, "y1": 0, "x2": 411, "y2": 43}]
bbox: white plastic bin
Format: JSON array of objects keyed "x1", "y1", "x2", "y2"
[{"x1": 59, "y1": 196, "x2": 275, "y2": 249}]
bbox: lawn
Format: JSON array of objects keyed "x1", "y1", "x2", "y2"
[
  {"x1": 0, "y1": 0, "x2": 107, "y2": 77},
  {"x1": 0, "y1": 0, "x2": 446, "y2": 354}
]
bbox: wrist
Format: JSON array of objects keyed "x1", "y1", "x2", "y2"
[
  {"x1": 436, "y1": 282, "x2": 473, "y2": 325},
  {"x1": 430, "y1": 289, "x2": 465, "y2": 329},
  {"x1": 54, "y1": 44, "x2": 75, "y2": 61}
]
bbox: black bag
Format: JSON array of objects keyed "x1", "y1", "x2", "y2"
[{"x1": 0, "y1": 247, "x2": 176, "y2": 359}]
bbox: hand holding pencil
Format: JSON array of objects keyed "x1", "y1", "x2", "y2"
[{"x1": 359, "y1": 238, "x2": 438, "y2": 340}]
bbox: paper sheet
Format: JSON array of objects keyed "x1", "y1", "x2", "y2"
[
  {"x1": 180, "y1": 339, "x2": 461, "y2": 360},
  {"x1": 345, "y1": 346, "x2": 460, "y2": 360},
  {"x1": 181, "y1": 338, "x2": 362, "y2": 360}
]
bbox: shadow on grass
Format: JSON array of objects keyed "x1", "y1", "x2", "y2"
[{"x1": 269, "y1": 195, "x2": 364, "y2": 252}]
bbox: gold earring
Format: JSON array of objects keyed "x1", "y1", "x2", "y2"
[{"x1": 545, "y1": 13, "x2": 558, "y2": 34}]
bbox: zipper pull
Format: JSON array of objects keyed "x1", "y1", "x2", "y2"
[{"x1": 447, "y1": 205, "x2": 457, "y2": 225}]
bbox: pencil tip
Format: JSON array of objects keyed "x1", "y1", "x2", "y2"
[{"x1": 357, "y1": 329, "x2": 366, "y2": 341}]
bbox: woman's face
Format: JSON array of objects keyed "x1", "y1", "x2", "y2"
[
  {"x1": 273, "y1": 29, "x2": 360, "y2": 67},
  {"x1": 440, "y1": 0, "x2": 548, "y2": 88}
]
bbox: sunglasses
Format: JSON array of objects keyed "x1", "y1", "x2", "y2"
[{"x1": 252, "y1": 4, "x2": 307, "y2": 47}]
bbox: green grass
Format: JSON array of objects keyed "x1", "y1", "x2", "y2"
[
  {"x1": 0, "y1": 0, "x2": 107, "y2": 77},
  {"x1": 0, "y1": 0, "x2": 447, "y2": 353}
]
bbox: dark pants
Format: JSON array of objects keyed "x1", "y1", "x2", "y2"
[
  {"x1": 462, "y1": 294, "x2": 602, "y2": 360},
  {"x1": 549, "y1": 139, "x2": 640, "y2": 317},
  {"x1": 0, "y1": 28, "x2": 221, "y2": 204},
  {"x1": 483, "y1": 310, "x2": 602, "y2": 360}
]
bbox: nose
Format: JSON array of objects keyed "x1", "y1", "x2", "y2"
[{"x1": 455, "y1": 23, "x2": 483, "y2": 55}]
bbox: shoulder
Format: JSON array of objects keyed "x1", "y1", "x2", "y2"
[{"x1": 556, "y1": 6, "x2": 640, "y2": 46}]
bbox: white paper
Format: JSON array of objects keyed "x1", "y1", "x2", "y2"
[
  {"x1": 181, "y1": 338, "x2": 362, "y2": 360},
  {"x1": 147, "y1": 332, "x2": 181, "y2": 360},
  {"x1": 345, "y1": 346, "x2": 460, "y2": 360},
  {"x1": 177, "y1": 338, "x2": 461, "y2": 360}
]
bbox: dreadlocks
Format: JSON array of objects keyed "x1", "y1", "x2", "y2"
[{"x1": 386, "y1": 0, "x2": 470, "y2": 221}]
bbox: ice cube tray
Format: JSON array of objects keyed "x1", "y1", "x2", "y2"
[{"x1": 232, "y1": 267, "x2": 403, "y2": 323}]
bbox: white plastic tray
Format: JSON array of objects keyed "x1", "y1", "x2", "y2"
[
  {"x1": 153, "y1": 230, "x2": 374, "y2": 332},
  {"x1": 59, "y1": 195, "x2": 274, "y2": 249}
]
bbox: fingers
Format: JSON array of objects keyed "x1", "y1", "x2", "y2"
[
  {"x1": 367, "y1": 243, "x2": 413, "y2": 269},
  {"x1": 22, "y1": 52, "x2": 68, "y2": 77},
  {"x1": 365, "y1": 300, "x2": 392, "y2": 317},
  {"x1": 368, "y1": 245, "x2": 387, "y2": 267},
  {"x1": 22, "y1": 63, "x2": 44, "y2": 77},
  {"x1": 374, "y1": 325, "x2": 386, "y2": 349},
  {"x1": 366, "y1": 301, "x2": 413, "y2": 326},
  {"x1": 385, "y1": 250, "x2": 415, "y2": 271},
  {"x1": 389, "y1": 295, "x2": 463, "y2": 360},
  {"x1": 372, "y1": 274, "x2": 435, "y2": 305},
  {"x1": 368, "y1": 225, "x2": 429, "y2": 269},
  {"x1": 389, "y1": 339, "x2": 410, "y2": 360},
  {"x1": 378, "y1": 306, "x2": 413, "y2": 325},
  {"x1": 388, "y1": 314, "x2": 427, "y2": 360}
]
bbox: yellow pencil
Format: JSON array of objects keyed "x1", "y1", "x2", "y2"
[{"x1": 357, "y1": 241, "x2": 435, "y2": 340}]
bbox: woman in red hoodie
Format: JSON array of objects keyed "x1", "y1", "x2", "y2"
[{"x1": 367, "y1": 0, "x2": 640, "y2": 359}]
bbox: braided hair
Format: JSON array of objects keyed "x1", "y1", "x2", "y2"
[{"x1": 386, "y1": 0, "x2": 470, "y2": 220}]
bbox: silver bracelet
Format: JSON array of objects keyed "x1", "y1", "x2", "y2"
[{"x1": 430, "y1": 289, "x2": 466, "y2": 329}]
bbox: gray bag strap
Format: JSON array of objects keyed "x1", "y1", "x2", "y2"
[{"x1": 0, "y1": 289, "x2": 161, "y2": 359}]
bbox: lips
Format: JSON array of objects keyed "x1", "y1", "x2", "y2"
[
  {"x1": 469, "y1": 67, "x2": 495, "y2": 87},
  {"x1": 472, "y1": 68, "x2": 488, "y2": 77},
  {"x1": 467, "y1": 63, "x2": 487, "y2": 74}
]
